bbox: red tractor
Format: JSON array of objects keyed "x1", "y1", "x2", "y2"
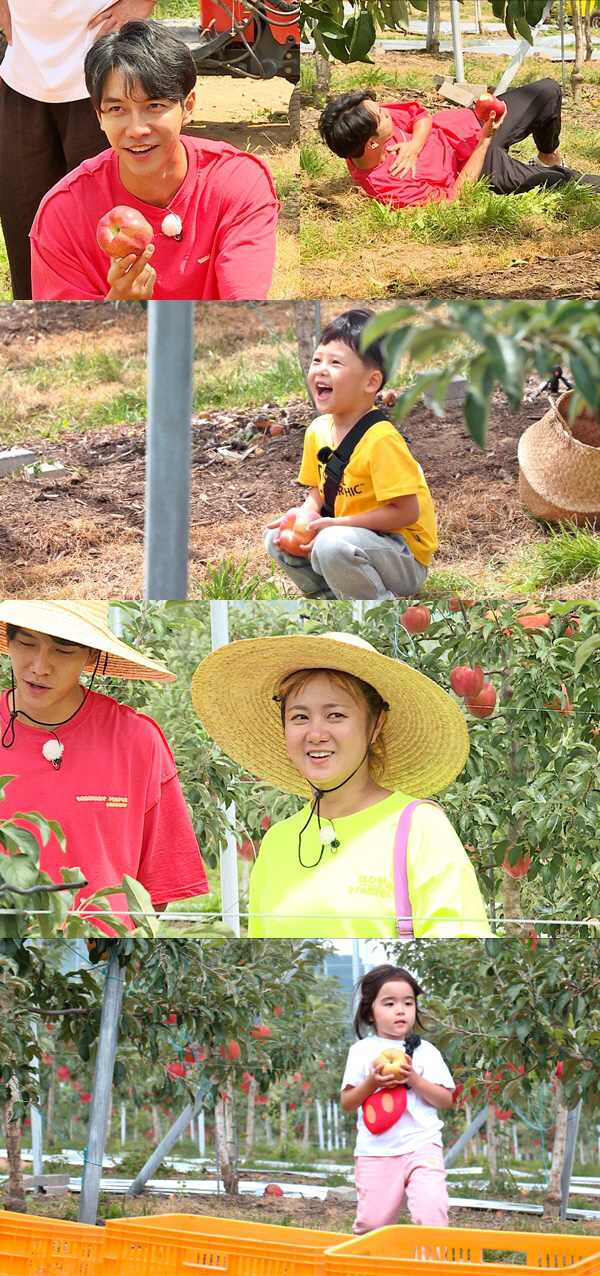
[{"x1": 191, "y1": 1, "x2": 299, "y2": 83}]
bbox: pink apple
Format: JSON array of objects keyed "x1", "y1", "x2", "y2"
[{"x1": 96, "y1": 206, "x2": 154, "y2": 260}]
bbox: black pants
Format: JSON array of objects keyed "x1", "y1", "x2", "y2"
[
  {"x1": 0, "y1": 81, "x2": 108, "y2": 299},
  {"x1": 481, "y1": 78, "x2": 600, "y2": 196}
]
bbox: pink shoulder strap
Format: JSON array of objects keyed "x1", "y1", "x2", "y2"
[{"x1": 393, "y1": 800, "x2": 443, "y2": 937}]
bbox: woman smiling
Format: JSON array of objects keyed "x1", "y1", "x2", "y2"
[{"x1": 192, "y1": 630, "x2": 490, "y2": 939}]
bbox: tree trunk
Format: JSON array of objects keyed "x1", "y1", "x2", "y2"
[
  {"x1": 296, "y1": 302, "x2": 316, "y2": 388},
  {"x1": 502, "y1": 871, "x2": 525, "y2": 937},
  {"x1": 570, "y1": 0, "x2": 584, "y2": 102},
  {"x1": 543, "y1": 1087, "x2": 569, "y2": 1217},
  {"x1": 312, "y1": 53, "x2": 331, "y2": 106},
  {"x1": 244, "y1": 1078, "x2": 259, "y2": 1160},
  {"x1": 3, "y1": 1076, "x2": 27, "y2": 1213},
  {"x1": 583, "y1": 0, "x2": 594, "y2": 60},
  {"x1": 303, "y1": 1103, "x2": 311, "y2": 1152},
  {"x1": 473, "y1": 0, "x2": 482, "y2": 35},
  {"x1": 279, "y1": 1099, "x2": 287, "y2": 1149},
  {"x1": 151, "y1": 1104, "x2": 162, "y2": 1147},
  {"x1": 264, "y1": 1116, "x2": 273, "y2": 1147},
  {"x1": 487, "y1": 1104, "x2": 498, "y2": 1180},
  {"x1": 431, "y1": 0, "x2": 441, "y2": 53},
  {"x1": 214, "y1": 1090, "x2": 239, "y2": 1195},
  {"x1": 46, "y1": 1068, "x2": 56, "y2": 1149}
]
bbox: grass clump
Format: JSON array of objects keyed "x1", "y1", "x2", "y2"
[
  {"x1": 521, "y1": 524, "x2": 600, "y2": 588},
  {"x1": 195, "y1": 556, "x2": 285, "y2": 599}
]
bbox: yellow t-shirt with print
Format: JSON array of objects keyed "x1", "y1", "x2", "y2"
[
  {"x1": 298, "y1": 415, "x2": 438, "y2": 567},
  {"x1": 247, "y1": 791, "x2": 490, "y2": 939}
]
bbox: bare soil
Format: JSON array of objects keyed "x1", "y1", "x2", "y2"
[
  {"x1": 23, "y1": 1189, "x2": 600, "y2": 1239},
  {"x1": 187, "y1": 76, "x2": 296, "y2": 154},
  {"x1": 1, "y1": 303, "x2": 598, "y2": 600}
]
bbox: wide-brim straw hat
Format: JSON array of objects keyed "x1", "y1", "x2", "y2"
[
  {"x1": 518, "y1": 391, "x2": 600, "y2": 524},
  {"x1": 0, "y1": 601, "x2": 175, "y2": 681},
  {"x1": 191, "y1": 631, "x2": 469, "y2": 798}
]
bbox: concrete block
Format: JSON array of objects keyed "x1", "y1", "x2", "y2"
[
  {"x1": 0, "y1": 447, "x2": 36, "y2": 477},
  {"x1": 326, "y1": 1186, "x2": 357, "y2": 1201},
  {"x1": 434, "y1": 76, "x2": 488, "y2": 107},
  {"x1": 24, "y1": 461, "x2": 65, "y2": 476}
]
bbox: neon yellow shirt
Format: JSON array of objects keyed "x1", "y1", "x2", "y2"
[
  {"x1": 247, "y1": 791, "x2": 490, "y2": 938},
  {"x1": 298, "y1": 415, "x2": 438, "y2": 567}
]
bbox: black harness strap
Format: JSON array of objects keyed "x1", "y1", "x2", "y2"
[{"x1": 319, "y1": 409, "x2": 387, "y2": 518}]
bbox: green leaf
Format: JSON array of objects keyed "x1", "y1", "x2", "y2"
[
  {"x1": 574, "y1": 634, "x2": 600, "y2": 676},
  {"x1": 347, "y1": 9, "x2": 376, "y2": 62}
]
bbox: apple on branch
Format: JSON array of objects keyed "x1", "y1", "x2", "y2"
[{"x1": 97, "y1": 206, "x2": 154, "y2": 260}]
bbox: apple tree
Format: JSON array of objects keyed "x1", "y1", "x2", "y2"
[
  {"x1": 385, "y1": 936, "x2": 600, "y2": 1211},
  {"x1": 363, "y1": 300, "x2": 600, "y2": 446}
]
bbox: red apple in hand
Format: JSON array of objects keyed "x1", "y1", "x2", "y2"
[
  {"x1": 474, "y1": 94, "x2": 506, "y2": 123},
  {"x1": 279, "y1": 510, "x2": 315, "y2": 558},
  {"x1": 96, "y1": 206, "x2": 154, "y2": 259}
]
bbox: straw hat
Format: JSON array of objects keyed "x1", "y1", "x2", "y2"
[
  {"x1": 191, "y1": 631, "x2": 469, "y2": 798},
  {"x1": 0, "y1": 601, "x2": 175, "y2": 681},
  {"x1": 518, "y1": 391, "x2": 600, "y2": 524}
]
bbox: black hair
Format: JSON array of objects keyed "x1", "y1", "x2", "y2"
[
  {"x1": 353, "y1": 964, "x2": 425, "y2": 1039},
  {"x1": 319, "y1": 89, "x2": 379, "y2": 159},
  {"x1": 85, "y1": 20, "x2": 197, "y2": 111},
  {"x1": 5, "y1": 624, "x2": 93, "y2": 654},
  {"x1": 318, "y1": 308, "x2": 387, "y2": 388}
]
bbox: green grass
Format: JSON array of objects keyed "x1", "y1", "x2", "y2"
[
  {"x1": 154, "y1": 0, "x2": 199, "y2": 16},
  {"x1": 193, "y1": 556, "x2": 285, "y2": 600},
  {"x1": 426, "y1": 567, "x2": 481, "y2": 597},
  {"x1": 192, "y1": 349, "x2": 305, "y2": 411},
  {"x1": 520, "y1": 524, "x2": 600, "y2": 588},
  {"x1": 300, "y1": 142, "x2": 332, "y2": 178}
]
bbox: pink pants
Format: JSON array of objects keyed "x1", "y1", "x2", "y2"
[{"x1": 353, "y1": 1142, "x2": 449, "y2": 1235}]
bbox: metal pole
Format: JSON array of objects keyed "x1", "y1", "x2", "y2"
[
  {"x1": 30, "y1": 1022, "x2": 43, "y2": 1188},
  {"x1": 560, "y1": 1100, "x2": 583, "y2": 1221},
  {"x1": 444, "y1": 1106, "x2": 488, "y2": 1168},
  {"x1": 314, "y1": 302, "x2": 322, "y2": 345},
  {"x1": 210, "y1": 602, "x2": 241, "y2": 936},
  {"x1": 333, "y1": 1104, "x2": 339, "y2": 1150},
  {"x1": 78, "y1": 957, "x2": 125, "y2": 1223},
  {"x1": 127, "y1": 1084, "x2": 210, "y2": 1196},
  {"x1": 316, "y1": 1100, "x2": 325, "y2": 1151},
  {"x1": 494, "y1": 0, "x2": 553, "y2": 95},
  {"x1": 326, "y1": 1101, "x2": 333, "y2": 1152},
  {"x1": 145, "y1": 300, "x2": 195, "y2": 601},
  {"x1": 449, "y1": 0, "x2": 465, "y2": 82},
  {"x1": 198, "y1": 1110, "x2": 206, "y2": 1157},
  {"x1": 120, "y1": 1103, "x2": 126, "y2": 1146}
]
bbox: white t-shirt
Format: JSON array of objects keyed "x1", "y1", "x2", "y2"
[
  {"x1": 0, "y1": 2, "x2": 107, "y2": 103},
  {"x1": 341, "y1": 1035, "x2": 454, "y2": 1157}
]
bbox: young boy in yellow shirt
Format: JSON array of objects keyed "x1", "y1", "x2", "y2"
[{"x1": 264, "y1": 309, "x2": 437, "y2": 599}]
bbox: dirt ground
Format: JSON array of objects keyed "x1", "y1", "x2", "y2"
[
  {"x1": 188, "y1": 76, "x2": 296, "y2": 153},
  {"x1": 300, "y1": 52, "x2": 600, "y2": 301},
  {"x1": 1, "y1": 303, "x2": 598, "y2": 600},
  {"x1": 22, "y1": 1189, "x2": 600, "y2": 1240}
]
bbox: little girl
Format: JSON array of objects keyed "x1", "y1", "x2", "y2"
[{"x1": 341, "y1": 963, "x2": 454, "y2": 1235}]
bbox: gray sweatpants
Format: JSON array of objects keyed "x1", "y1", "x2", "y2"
[{"x1": 264, "y1": 525, "x2": 428, "y2": 600}]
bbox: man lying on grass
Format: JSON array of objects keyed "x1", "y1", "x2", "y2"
[
  {"x1": 319, "y1": 79, "x2": 600, "y2": 208},
  {"x1": 30, "y1": 19, "x2": 279, "y2": 300}
]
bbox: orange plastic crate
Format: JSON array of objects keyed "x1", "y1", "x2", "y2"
[
  {"x1": 104, "y1": 1213, "x2": 346, "y2": 1276},
  {"x1": 323, "y1": 1226, "x2": 600, "y2": 1276},
  {"x1": 0, "y1": 1214, "x2": 104, "y2": 1276}
]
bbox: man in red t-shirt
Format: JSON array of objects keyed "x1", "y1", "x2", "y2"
[
  {"x1": 319, "y1": 81, "x2": 600, "y2": 208},
  {"x1": 0, "y1": 601, "x2": 209, "y2": 933},
  {"x1": 30, "y1": 20, "x2": 279, "y2": 300}
]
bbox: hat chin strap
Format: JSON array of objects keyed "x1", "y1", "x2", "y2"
[
  {"x1": 297, "y1": 722, "x2": 380, "y2": 870},
  {"x1": 1, "y1": 650, "x2": 106, "y2": 761}
]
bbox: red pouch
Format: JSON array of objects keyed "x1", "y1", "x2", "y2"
[{"x1": 362, "y1": 1084, "x2": 407, "y2": 1134}]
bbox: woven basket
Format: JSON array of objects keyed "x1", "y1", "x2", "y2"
[{"x1": 518, "y1": 391, "x2": 600, "y2": 524}]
